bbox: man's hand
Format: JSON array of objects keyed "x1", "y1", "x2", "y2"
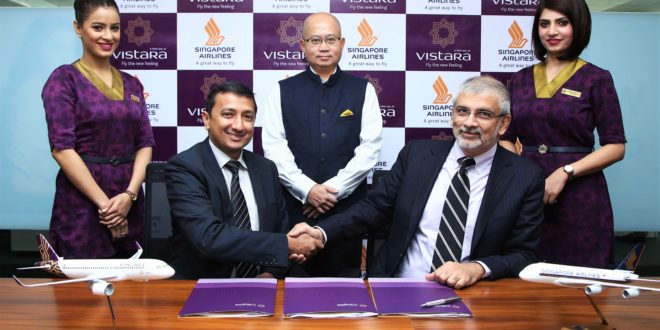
[
  {"x1": 287, "y1": 229, "x2": 324, "y2": 263},
  {"x1": 425, "y1": 261, "x2": 485, "y2": 289},
  {"x1": 302, "y1": 203, "x2": 322, "y2": 219},
  {"x1": 304, "y1": 184, "x2": 338, "y2": 217},
  {"x1": 256, "y1": 272, "x2": 275, "y2": 278},
  {"x1": 288, "y1": 222, "x2": 324, "y2": 241}
]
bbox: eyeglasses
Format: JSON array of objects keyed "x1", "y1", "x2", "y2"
[
  {"x1": 303, "y1": 35, "x2": 342, "y2": 47},
  {"x1": 453, "y1": 107, "x2": 506, "y2": 121}
]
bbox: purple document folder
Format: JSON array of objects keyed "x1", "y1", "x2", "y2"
[
  {"x1": 178, "y1": 278, "x2": 276, "y2": 317},
  {"x1": 284, "y1": 278, "x2": 378, "y2": 318},
  {"x1": 369, "y1": 278, "x2": 472, "y2": 317}
]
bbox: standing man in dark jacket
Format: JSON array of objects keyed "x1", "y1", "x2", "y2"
[{"x1": 262, "y1": 13, "x2": 383, "y2": 276}]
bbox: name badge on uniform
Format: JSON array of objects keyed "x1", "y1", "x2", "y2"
[
  {"x1": 130, "y1": 94, "x2": 141, "y2": 103},
  {"x1": 561, "y1": 88, "x2": 581, "y2": 98}
]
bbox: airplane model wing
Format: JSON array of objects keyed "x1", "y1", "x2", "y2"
[
  {"x1": 16, "y1": 265, "x2": 52, "y2": 271},
  {"x1": 12, "y1": 275, "x2": 117, "y2": 288}
]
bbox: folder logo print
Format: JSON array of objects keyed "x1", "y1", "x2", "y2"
[
  {"x1": 433, "y1": 75, "x2": 452, "y2": 104},
  {"x1": 340, "y1": 109, "x2": 354, "y2": 117},
  {"x1": 357, "y1": 18, "x2": 378, "y2": 47},
  {"x1": 430, "y1": 18, "x2": 458, "y2": 48},
  {"x1": 205, "y1": 18, "x2": 225, "y2": 46},
  {"x1": 277, "y1": 16, "x2": 303, "y2": 47},
  {"x1": 125, "y1": 17, "x2": 154, "y2": 47},
  {"x1": 508, "y1": 20, "x2": 528, "y2": 49}
]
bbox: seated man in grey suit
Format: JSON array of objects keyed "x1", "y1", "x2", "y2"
[
  {"x1": 290, "y1": 76, "x2": 545, "y2": 289},
  {"x1": 166, "y1": 81, "x2": 322, "y2": 279}
]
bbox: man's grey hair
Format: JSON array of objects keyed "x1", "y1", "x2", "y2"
[{"x1": 454, "y1": 75, "x2": 511, "y2": 116}]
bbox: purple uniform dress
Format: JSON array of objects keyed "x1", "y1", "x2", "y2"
[
  {"x1": 502, "y1": 61, "x2": 626, "y2": 268},
  {"x1": 42, "y1": 63, "x2": 155, "y2": 259}
]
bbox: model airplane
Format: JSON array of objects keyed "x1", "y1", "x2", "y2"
[
  {"x1": 13, "y1": 234, "x2": 175, "y2": 296},
  {"x1": 519, "y1": 243, "x2": 660, "y2": 299},
  {"x1": 519, "y1": 243, "x2": 660, "y2": 324}
]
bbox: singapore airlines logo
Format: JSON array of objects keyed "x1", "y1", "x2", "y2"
[
  {"x1": 364, "y1": 74, "x2": 383, "y2": 94},
  {"x1": 508, "y1": 20, "x2": 528, "y2": 48},
  {"x1": 125, "y1": 17, "x2": 154, "y2": 47},
  {"x1": 357, "y1": 18, "x2": 377, "y2": 47},
  {"x1": 200, "y1": 74, "x2": 227, "y2": 99},
  {"x1": 277, "y1": 16, "x2": 303, "y2": 47},
  {"x1": 429, "y1": 18, "x2": 458, "y2": 48},
  {"x1": 205, "y1": 18, "x2": 225, "y2": 46},
  {"x1": 432, "y1": 76, "x2": 452, "y2": 104}
]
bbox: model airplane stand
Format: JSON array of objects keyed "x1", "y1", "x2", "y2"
[{"x1": 584, "y1": 291, "x2": 608, "y2": 325}]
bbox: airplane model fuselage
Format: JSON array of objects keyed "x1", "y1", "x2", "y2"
[
  {"x1": 13, "y1": 234, "x2": 175, "y2": 296},
  {"x1": 48, "y1": 258, "x2": 174, "y2": 282},
  {"x1": 519, "y1": 262, "x2": 660, "y2": 299}
]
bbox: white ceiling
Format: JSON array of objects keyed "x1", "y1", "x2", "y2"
[{"x1": 1, "y1": 0, "x2": 659, "y2": 12}]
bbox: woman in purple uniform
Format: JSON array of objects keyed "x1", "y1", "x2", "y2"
[
  {"x1": 501, "y1": 0, "x2": 626, "y2": 268},
  {"x1": 42, "y1": 0, "x2": 154, "y2": 258}
]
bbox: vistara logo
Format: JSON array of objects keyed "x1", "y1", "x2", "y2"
[
  {"x1": 432, "y1": 76, "x2": 452, "y2": 104},
  {"x1": 277, "y1": 16, "x2": 303, "y2": 47},
  {"x1": 357, "y1": 18, "x2": 377, "y2": 47},
  {"x1": 429, "y1": 19, "x2": 458, "y2": 48},
  {"x1": 125, "y1": 17, "x2": 154, "y2": 47},
  {"x1": 364, "y1": 74, "x2": 383, "y2": 94},
  {"x1": 200, "y1": 74, "x2": 227, "y2": 100},
  {"x1": 205, "y1": 18, "x2": 225, "y2": 46},
  {"x1": 508, "y1": 20, "x2": 528, "y2": 48}
]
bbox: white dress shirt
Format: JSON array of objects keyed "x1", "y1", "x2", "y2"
[
  {"x1": 396, "y1": 142, "x2": 497, "y2": 278},
  {"x1": 261, "y1": 67, "x2": 383, "y2": 204},
  {"x1": 208, "y1": 140, "x2": 260, "y2": 231}
]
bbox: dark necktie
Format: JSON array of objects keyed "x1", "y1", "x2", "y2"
[
  {"x1": 225, "y1": 160, "x2": 259, "y2": 278},
  {"x1": 431, "y1": 157, "x2": 475, "y2": 271}
]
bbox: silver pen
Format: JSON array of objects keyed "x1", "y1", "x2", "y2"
[{"x1": 420, "y1": 296, "x2": 462, "y2": 308}]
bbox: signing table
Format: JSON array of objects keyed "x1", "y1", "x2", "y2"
[{"x1": 0, "y1": 278, "x2": 658, "y2": 329}]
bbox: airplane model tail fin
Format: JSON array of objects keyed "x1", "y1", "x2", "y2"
[
  {"x1": 36, "y1": 234, "x2": 61, "y2": 262},
  {"x1": 616, "y1": 242, "x2": 646, "y2": 271}
]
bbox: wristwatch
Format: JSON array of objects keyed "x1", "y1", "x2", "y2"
[
  {"x1": 124, "y1": 190, "x2": 138, "y2": 202},
  {"x1": 562, "y1": 165, "x2": 574, "y2": 181}
]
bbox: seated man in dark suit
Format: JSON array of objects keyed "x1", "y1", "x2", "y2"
[
  {"x1": 289, "y1": 76, "x2": 545, "y2": 289},
  {"x1": 165, "y1": 81, "x2": 322, "y2": 279}
]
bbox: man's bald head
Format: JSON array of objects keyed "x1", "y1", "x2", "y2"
[{"x1": 302, "y1": 12, "x2": 342, "y2": 38}]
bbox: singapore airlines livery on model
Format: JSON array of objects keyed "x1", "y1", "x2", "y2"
[
  {"x1": 519, "y1": 244, "x2": 660, "y2": 299},
  {"x1": 13, "y1": 234, "x2": 175, "y2": 297}
]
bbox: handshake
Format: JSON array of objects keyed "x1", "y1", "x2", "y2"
[{"x1": 286, "y1": 223, "x2": 325, "y2": 263}]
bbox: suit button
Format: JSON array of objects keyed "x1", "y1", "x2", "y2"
[
  {"x1": 321, "y1": 133, "x2": 327, "y2": 139},
  {"x1": 321, "y1": 108, "x2": 327, "y2": 114},
  {"x1": 320, "y1": 158, "x2": 326, "y2": 163}
]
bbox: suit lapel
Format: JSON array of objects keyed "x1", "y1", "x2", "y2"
[
  {"x1": 200, "y1": 138, "x2": 233, "y2": 220},
  {"x1": 406, "y1": 142, "x2": 452, "y2": 238},
  {"x1": 471, "y1": 146, "x2": 514, "y2": 247}
]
